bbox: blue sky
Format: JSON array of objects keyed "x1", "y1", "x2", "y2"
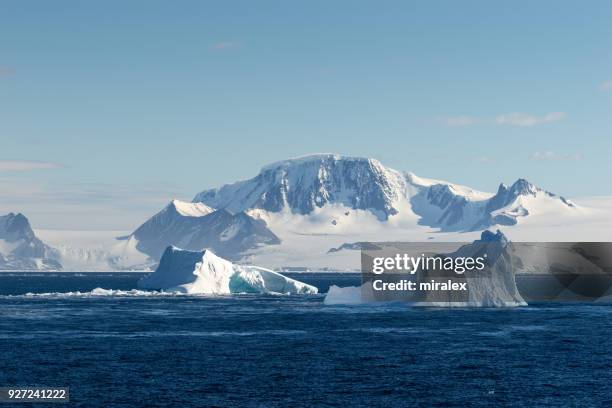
[{"x1": 1, "y1": 1, "x2": 611, "y2": 229}]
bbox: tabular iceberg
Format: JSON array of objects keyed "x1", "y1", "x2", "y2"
[{"x1": 137, "y1": 246, "x2": 318, "y2": 295}]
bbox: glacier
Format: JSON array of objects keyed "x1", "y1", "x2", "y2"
[
  {"x1": 137, "y1": 246, "x2": 318, "y2": 295},
  {"x1": 324, "y1": 230, "x2": 527, "y2": 307}
]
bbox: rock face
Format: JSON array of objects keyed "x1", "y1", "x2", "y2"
[
  {"x1": 137, "y1": 246, "x2": 318, "y2": 295},
  {"x1": 0, "y1": 213, "x2": 61, "y2": 270},
  {"x1": 128, "y1": 200, "x2": 280, "y2": 262}
]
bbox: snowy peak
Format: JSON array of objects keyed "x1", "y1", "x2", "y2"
[
  {"x1": 477, "y1": 178, "x2": 576, "y2": 229},
  {"x1": 134, "y1": 199, "x2": 214, "y2": 237},
  {"x1": 0, "y1": 212, "x2": 61, "y2": 270},
  {"x1": 509, "y1": 178, "x2": 539, "y2": 196},
  {"x1": 488, "y1": 178, "x2": 575, "y2": 211},
  {"x1": 488, "y1": 179, "x2": 540, "y2": 210},
  {"x1": 170, "y1": 199, "x2": 214, "y2": 217},
  {"x1": 129, "y1": 201, "x2": 280, "y2": 262},
  {"x1": 0, "y1": 213, "x2": 36, "y2": 242},
  {"x1": 193, "y1": 154, "x2": 407, "y2": 220}
]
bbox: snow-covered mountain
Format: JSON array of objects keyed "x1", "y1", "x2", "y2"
[
  {"x1": 126, "y1": 199, "x2": 280, "y2": 262},
  {"x1": 0, "y1": 213, "x2": 61, "y2": 270},
  {"x1": 194, "y1": 155, "x2": 410, "y2": 221},
  {"x1": 410, "y1": 176, "x2": 576, "y2": 231},
  {"x1": 193, "y1": 154, "x2": 576, "y2": 232},
  {"x1": 479, "y1": 179, "x2": 575, "y2": 228},
  {"x1": 40, "y1": 154, "x2": 598, "y2": 271}
]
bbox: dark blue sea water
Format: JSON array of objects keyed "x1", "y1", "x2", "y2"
[{"x1": 1, "y1": 272, "x2": 612, "y2": 407}]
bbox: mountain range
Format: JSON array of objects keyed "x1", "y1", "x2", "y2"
[
  {"x1": 193, "y1": 154, "x2": 575, "y2": 230},
  {"x1": 125, "y1": 154, "x2": 579, "y2": 267},
  {"x1": 8, "y1": 154, "x2": 594, "y2": 271}
]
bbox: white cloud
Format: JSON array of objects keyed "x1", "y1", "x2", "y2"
[
  {"x1": 438, "y1": 116, "x2": 480, "y2": 127},
  {"x1": 529, "y1": 151, "x2": 583, "y2": 161},
  {"x1": 600, "y1": 81, "x2": 612, "y2": 91},
  {"x1": 211, "y1": 41, "x2": 239, "y2": 50},
  {"x1": 495, "y1": 112, "x2": 565, "y2": 127},
  {"x1": 0, "y1": 160, "x2": 64, "y2": 172}
]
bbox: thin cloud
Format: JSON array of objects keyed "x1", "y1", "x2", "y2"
[
  {"x1": 529, "y1": 151, "x2": 583, "y2": 161},
  {"x1": 211, "y1": 41, "x2": 240, "y2": 51},
  {"x1": 495, "y1": 112, "x2": 565, "y2": 127},
  {"x1": 439, "y1": 112, "x2": 565, "y2": 128},
  {"x1": 600, "y1": 81, "x2": 612, "y2": 91},
  {"x1": 0, "y1": 178, "x2": 188, "y2": 230},
  {"x1": 438, "y1": 116, "x2": 480, "y2": 127},
  {"x1": 0, "y1": 160, "x2": 64, "y2": 172}
]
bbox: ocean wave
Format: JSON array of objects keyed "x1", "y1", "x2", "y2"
[
  {"x1": 6, "y1": 288, "x2": 189, "y2": 298},
  {"x1": 3, "y1": 287, "x2": 321, "y2": 299},
  {"x1": 0, "y1": 329, "x2": 309, "y2": 340}
]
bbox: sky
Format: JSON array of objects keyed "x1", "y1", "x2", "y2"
[{"x1": 1, "y1": 0, "x2": 611, "y2": 230}]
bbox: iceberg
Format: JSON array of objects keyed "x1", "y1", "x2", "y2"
[
  {"x1": 138, "y1": 246, "x2": 318, "y2": 295},
  {"x1": 324, "y1": 230, "x2": 526, "y2": 307}
]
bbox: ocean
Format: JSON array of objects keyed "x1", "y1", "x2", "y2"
[{"x1": 1, "y1": 272, "x2": 611, "y2": 407}]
